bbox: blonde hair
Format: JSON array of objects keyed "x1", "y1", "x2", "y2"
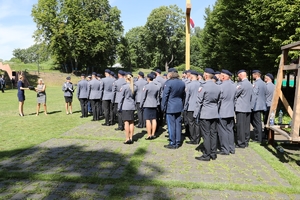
[
  {"x1": 126, "y1": 74, "x2": 134, "y2": 94},
  {"x1": 38, "y1": 79, "x2": 44, "y2": 84}
]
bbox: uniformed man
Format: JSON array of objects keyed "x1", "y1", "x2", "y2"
[
  {"x1": 163, "y1": 73, "x2": 167, "y2": 80},
  {"x1": 88, "y1": 72, "x2": 102, "y2": 121},
  {"x1": 152, "y1": 72, "x2": 163, "y2": 127},
  {"x1": 62, "y1": 76, "x2": 74, "y2": 115},
  {"x1": 161, "y1": 68, "x2": 186, "y2": 149},
  {"x1": 251, "y1": 70, "x2": 267, "y2": 143},
  {"x1": 96, "y1": 74, "x2": 104, "y2": 117},
  {"x1": 135, "y1": 71, "x2": 148, "y2": 128},
  {"x1": 194, "y1": 68, "x2": 221, "y2": 161},
  {"x1": 198, "y1": 72, "x2": 205, "y2": 85},
  {"x1": 155, "y1": 69, "x2": 166, "y2": 86},
  {"x1": 214, "y1": 71, "x2": 222, "y2": 85},
  {"x1": 264, "y1": 73, "x2": 275, "y2": 137},
  {"x1": 77, "y1": 74, "x2": 89, "y2": 118},
  {"x1": 155, "y1": 69, "x2": 166, "y2": 127},
  {"x1": 184, "y1": 70, "x2": 201, "y2": 145},
  {"x1": 217, "y1": 70, "x2": 236, "y2": 155},
  {"x1": 235, "y1": 70, "x2": 253, "y2": 148},
  {"x1": 112, "y1": 70, "x2": 127, "y2": 131},
  {"x1": 101, "y1": 69, "x2": 115, "y2": 126}
]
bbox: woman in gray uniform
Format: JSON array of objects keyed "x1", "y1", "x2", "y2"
[
  {"x1": 62, "y1": 76, "x2": 74, "y2": 114},
  {"x1": 118, "y1": 74, "x2": 136, "y2": 144},
  {"x1": 35, "y1": 79, "x2": 47, "y2": 115},
  {"x1": 140, "y1": 73, "x2": 160, "y2": 140}
]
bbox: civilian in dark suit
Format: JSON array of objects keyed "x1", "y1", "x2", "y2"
[
  {"x1": 118, "y1": 74, "x2": 136, "y2": 144},
  {"x1": 134, "y1": 71, "x2": 148, "y2": 128},
  {"x1": 194, "y1": 68, "x2": 221, "y2": 161},
  {"x1": 77, "y1": 74, "x2": 89, "y2": 118},
  {"x1": 251, "y1": 70, "x2": 267, "y2": 143},
  {"x1": 235, "y1": 70, "x2": 253, "y2": 148},
  {"x1": 140, "y1": 73, "x2": 160, "y2": 140},
  {"x1": 161, "y1": 68, "x2": 186, "y2": 149}
]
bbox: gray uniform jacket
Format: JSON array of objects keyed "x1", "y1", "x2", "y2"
[
  {"x1": 62, "y1": 82, "x2": 73, "y2": 97},
  {"x1": 101, "y1": 77, "x2": 115, "y2": 100},
  {"x1": 184, "y1": 80, "x2": 201, "y2": 111},
  {"x1": 266, "y1": 82, "x2": 275, "y2": 107},
  {"x1": 193, "y1": 80, "x2": 221, "y2": 119},
  {"x1": 77, "y1": 79, "x2": 89, "y2": 99},
  {"x1": 156, "y1": 75, "x2": 166, "y2": 86},
  {"x1": 153, "y1": 79, "x2": 162, "y2": 104},
  {"x1": 140, "y1": 82, "x2": 160, "y2": 108},
  {"x1": 134, "y1": 78, "x2": 148, "y2": 103},
  {"x1": 218, "y1": 80, "x2": 236, "y2": 118},
  {"x1": 118, "y1": 83, "x2": 136, "y2": 111},
  {"x1": 235, "y1": 78, "x2": 253, "y2": 113},
  {"x1": 251, "y1": 78, "x2": 267, "y2": 111},
  {"x1": 112, "y1": 78, "x2": 126, "y2": 103},
  {"x1": 88, "y1": 78, "x2": 102, "y2": 99}
]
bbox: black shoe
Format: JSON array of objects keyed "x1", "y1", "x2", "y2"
[
  {"x1": 145, "y1": 136, "x2": 152, "y2": 140},
  {"x1": 115, "y1": 128, "x2": 124, "y2": 131},
  {"x1": 91, "y1": 119, "x2": 97, "y2": 121},
  {"x1": 136, "y1": 125, "x2": 143, "y2": 128},
  {"x1": 185, "y1": 141, "x2": 197, "y2": 145},
  {"x1": 218, "y1": 151, "x2": 229, "y2": 155},
  {"x1": 151, "y1": 135, "x2": 156, "y2": 140},
  {"x1": 164, "y1": 144, "x2": 178, "y2": 149},
  {"x1": 80, "y1": 116, "x2": 84, "y2": 118},
  {"x1": 195, "y1": 156, "x2": 210, "y2": 161},
  {"x1": 102, "y1": 123, "x2": 110, "y2": 126},
  {"x1": 230, "y1": 151, "x2": 235, "y2": 154},
  {"x1": 123, "y1": 140, "x2": 132, "y2": 144},
  {"x1": 165, "y1": 134, "x2": 169, "y2": 138},
  {"x1": 210, "y1": 155, "x2": 217, "y2": 160},
  {"x1": 235, "y1": 145, "x2": 245, "y2": 149}
]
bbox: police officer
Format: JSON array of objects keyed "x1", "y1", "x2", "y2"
[
  {"x1": 77, "y1": 74, "x2": 89, "y2": 118},
  {"x1": 88, "y1": 72, "x2": 102, "y2": 121},
  {"x1": 96, "y1": 74, "x2": 104, "y2": 117},
  {"x1": 251, "y1": 70, "x2": 267, "y2": 143},
  {"x1": 135, "y1": 71, "x2": 147, "y2": 128},
  {"x1": 214, "y1": 71, "x2": 222, "y2": 85},
  {"x1": 140, "y1": 73, "x2": 160, "y2": 139},
  {"x1": 217, "y1": 70, "x2": 236, "y2": 155},
  {"x1": 161, "y1": 68, "x2": 186, "y2": 149},
  {"x1": 155, "y1": 69, "x2": 166, "y2": 86},
  {"x1": 62, "y1": 76, "x2": 74, "y2": 115},
  {"x1": 101, "y1": 69, "x2": 115, "y2": 126},
  {"x1": 194, "y1": 68, "x2": 221, "y2": 161},
  {"x1": 235, "y1": 70, "x2": 253, "y2": 148},
  {"x1": 198, "y1": 72, "x2": 205, "y2": 85},
  {"x1": 152, "y1": 72, "x2": 163, "y2": 127},
  {"x1": 264, "y1": 73, "x2": 275, "y2": 137},
  {"x1": 184, "y1": 70, "x2": 201, "y2": 145},
  {"x1": 112, "y1": 70, "x2": 127, "y2": 131}
]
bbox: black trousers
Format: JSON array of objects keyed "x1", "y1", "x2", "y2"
[
  {"x1": 236, "y1": 112, "x2": 250, "y2": 147},
  {"x1": 186, "y1": 111, "x2": 201, "y2": 143},
  {"x1": 79, "y1": 98, "x2": 88, "y2": 117},
  {"x1": 263, "y1": 107, "x2": 270, "y2": 138},
  {"x1": 199, "y1": 119, "x2": 217, "y2": 158},
  {"x1": 114, "y1": 103, "x2": 123, "y2": 128},
  {"x1": 157, "y1": 104, "x2": 164, "y2": 127},
  {"x1": 251, "y1": 111, "x2": 263, "y2": 142},
  {"x1": 183, "y1": 110, "x2": 190, "y2": 136},
  {"x1": 136, "y1": 103, "x2": 144, "y2": 127},
  {"x1": 102, "y1": 100, "x2": 113, "y2": 124},
  {"x1": 99, "y1": 100, "x2": 103, "y2": 116},
  {"x1": 217, "y1": 117, "x2": 235, "y2": 154},
  {"x1": 90, "y1": 99, "x2": 100, "y2": 120}
]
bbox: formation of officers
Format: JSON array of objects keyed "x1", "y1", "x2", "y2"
[{"x1": 73, "y1": 67, "x2": 275, "y2": 162}]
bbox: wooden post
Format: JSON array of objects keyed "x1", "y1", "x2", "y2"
[{"x1": 185, "y1": 0, "x2": 191, "y2": 70}]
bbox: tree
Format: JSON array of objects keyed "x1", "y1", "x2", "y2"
[
  {"x1": 144, "y1": 5, "x2": 185, "y2": 71},
  {"x1": 31, "y1": 0, "x2": 123, "y2": 72},
  {"x1": 12, "y1": 44, "x2": 50, "y2": 64}
]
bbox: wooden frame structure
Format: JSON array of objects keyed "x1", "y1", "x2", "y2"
[{"x1": 267, "y1": 41, "x2": 300, "y2": 143}]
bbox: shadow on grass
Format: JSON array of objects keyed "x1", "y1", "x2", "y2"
[{"x1": 0, "y1": 141, "x2": 170, "y2": 199}]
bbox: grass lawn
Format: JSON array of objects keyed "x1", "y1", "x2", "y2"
[{"x1": 0, "y1": 71, "x2": 300, "y2": 199}]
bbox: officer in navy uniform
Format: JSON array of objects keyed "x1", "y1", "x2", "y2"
[
  {"x1": 217, "y1": 70, "x2": 236, "y2": 155},
  {"x1": 77, "y1": 74, "x2": 89, "y2": 118},
  {"x1": 112, "y1": 70, "x2": 127, "y2": 131},
  {"x1": 101, "y1": 69, "x2": 115, "y2": 126},
  {"x1": 134, "y1": 71, "x2": 148, "y2": 128},
  {"x1": 194, "y1": 68, "x2": 221, "y2": 161},
  {"x1": 250, "y1": 70, "x2": 267, "y2": 143},
  {"x1": 88, "y1": 72, "x2": 102, "y2": 121},
  {"x1": 264, "y1": 73, "x2": 275, "y2": 137},
  {"x1": 140, "y1": 73, "x2": 160, "y2": 139},
  {"x1": 161, "y1": 68, "x2": 186, "y2": 149},
  {"x1": 235, "y1": 69, "x2": 253, "y2": 148},
  {"x1": 184, "y1": 70, "x2": 201, "y2": 145}
]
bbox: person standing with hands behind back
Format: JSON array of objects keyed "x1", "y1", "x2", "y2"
[
  {"x1": 35, "y1": 79, "x2": 47, "y2": 116},
  {"x1": 17, "y1": 75, "x2": 30, "y2": 116},
  {"x1": 62, "y1": 76, "x2": 74, "y2": 115}
]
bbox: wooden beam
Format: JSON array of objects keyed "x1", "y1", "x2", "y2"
[
  {"x1": 290, "y1": 67, "x2": 300, "y2": 142},
  {"x1": 268, "y1": 126, "x2": 292, "y2": 140},
  {"x1": 283, "y1": 64, "x2": 299, "y2": 70},
  {"x1": 186, "y1": 3, "x2": 191, "y2": 14},
  {"x1": 277, "y1": 88, "x2": 293, "y2": 117},
  {"x1": 281, "y1": 41, "x2": 300, "y2": 50}
]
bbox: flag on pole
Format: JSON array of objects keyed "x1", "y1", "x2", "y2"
[{"x1": 190, "y1": 18, "x2": 195, "y2": 28}]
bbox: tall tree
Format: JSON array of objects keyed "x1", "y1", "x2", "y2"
[{"x1": 31, "y1": 0, "x2": 123, "y2": 72}]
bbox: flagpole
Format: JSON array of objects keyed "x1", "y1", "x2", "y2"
[{"x1": 186, "y1": 0, "x2": 191, "y2": 70}]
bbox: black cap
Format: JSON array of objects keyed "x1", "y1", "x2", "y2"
[
  {"x1": 190, "y1": 70, "x2": 198, "y2": 76},
  {"x1": 237, "y1": 69, "x2": 246, "y2": 75},
  {"x1": 81, "y1": 73, "x2": 85, "y2": 77},
  {"x1": 214, "y1": 71, "x2": 220, "y2": 75},
  {"x1": 252, "y1": 70, "x2": 261, "y2": 74},
  {"x1": 168, "y1": 68, "x2": 178, "y2": 73},
  {"x1": 118, "y1": 70, "x2": 125, "y2": 76},
  {"x1": 97, "y1": 74, "x2": 101, "y2": 77},
  {"x1": 212, "y1": 75, "x2": 218, "y2": 81},
  {"x1": 163, "y1": 73, "x2": 167, "y2": 76},
  {"x1": 105, "y1": 69, "x2": 110, "y2": 73},
  {"x1": 155, "y1": 69, "x2": 161, "y2": 74},
  {"x1": 147, "y1": 73, "x2": 155, "y2": 79},
  {"x1": 198, "y1": 72, "x2": 203, "y2": 77},
  {"x1": 204, "y1": 68, "x2": 214, "y2": 74},
  {"x1": 138, "y1": 71, "x2": 144, "y2": 77},
  {"x1": 109, "y1": 71, "x2": 115, "y2": 76},
  {"x1": 221, "y1": 69, "x2": 232, "y2": 77},
  {"x1": 92, "y1": 72, "x2": 97, "y2": 75},
  {"x1": 265, "y1": 73, "x2": 274, "y2": 80},
  {"x1": 66, "y1": 76, "x2": 71, "y2": 80}
]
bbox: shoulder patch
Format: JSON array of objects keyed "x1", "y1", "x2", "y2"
[
  {"x1": 198, "y1": 87, "x2": 202, "y2": 92},
  {"x1": 143, "y1": 87, "x2": 145, "y2": 91},
  {"x1": 236, "y1": 85, "x2": 241, "y2": 89},
  {"x1": 120, "y1": 87, "x2": 123, "y2": 92}
]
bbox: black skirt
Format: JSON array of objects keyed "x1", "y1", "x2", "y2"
[
  {"x1": 144, "y1": 107, "x2": 157, "y2": 120},
  {"x1": 122, "y1": 110, "x2": 134, "y2": 121},
  {"x1": 64, "y1": 96, "x2": 73, "y2": 103}
]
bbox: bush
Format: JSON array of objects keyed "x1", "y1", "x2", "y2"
[{"x1": 175, "y1": 64, "x2": 204, "y2": 73}]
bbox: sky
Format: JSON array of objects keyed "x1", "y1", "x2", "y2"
[{"x1": 0, "y1": 0, "x2": 216, "y2": 61}]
